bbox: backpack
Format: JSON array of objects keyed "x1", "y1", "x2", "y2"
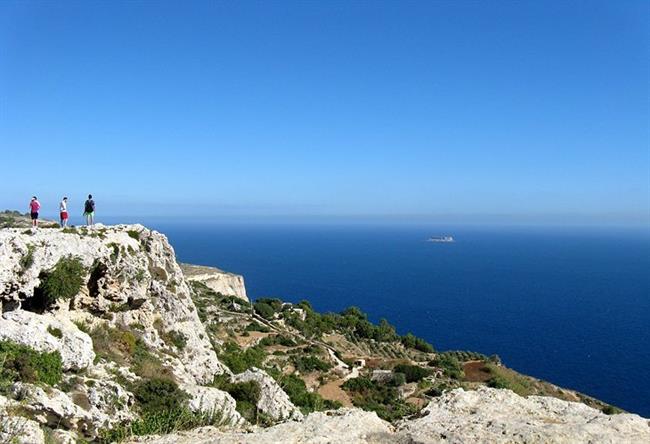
[{"x1": 85, "y1": 200, "x2": 94, "y2": 213}]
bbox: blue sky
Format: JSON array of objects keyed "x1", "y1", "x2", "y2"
[{"x1": 1, "y1": 1, "x2": 648, "y2": 225}]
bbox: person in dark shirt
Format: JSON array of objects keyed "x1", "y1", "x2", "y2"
[{"x1": 84, "y1": 194, "x2": 95, "y2": 226}]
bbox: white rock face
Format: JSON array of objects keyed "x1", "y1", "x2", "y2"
[
  {"x1": 124, "y1": 408, "x2": 393, "y2": 444},
  {"x1": 397, "y1": 387, "x2": 650, "y2": 443},
  {"x1": 8, "y1": 383, "x2": 93, "y2": 435},
  {"x1": 66, "y1": 375, "x2": 137, "y2": 429},
  {"x1": 232, "y1": 367, "x2": 303, "y2": 422},
  {"x1": 124, "y1": 387, "x2": 650, "y2": 444},
  {"x1": 180, "y1": 263, "x2": 248, "y2": 302},
  {"x1": 1, "y1": 394, "x2": 45, "y2": 444},
  {"x1": 0, "y1": 310, "x2": 94, "y2": 371},
  {"x1": 0, "y1": 225, "x2": 227, "y2": 384},
  {"x1": 182, "y1": 384, "x2": 245, "y2": 428}
]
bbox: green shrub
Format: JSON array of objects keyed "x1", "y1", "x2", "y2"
[
  {"x1": 487, "y1": 375, "x2": 510, "y2": 389},
  {"x1": 218, "y1": 342, "x2": 266, "y2": 374},
  {"x1": 400, "y1": 333, "x2": 435, "y2": 353},
  {"x1": 393, "y1": 364, "x2": 432, "y2": 383},
  {"x1": 292, "y1": 355, "x2": 332, "y2": 373},
  {"x1": 270, "y1": 372, "x2": 334, "y2": 413},
  {"x1": 0, "y1": 341, "x2": 63, "y2": 388},
  {"x1": 47, "y1": 326, "x2": 63, "y2": 339},
  {"x1": 127, "y1": 230, "x2": 141, "y2": 240},
  {"x1": 134, "y1": 378, "x2": 188, "y2": 414},
  {"x1": 342, "y1": 376, "x2": 416, "y2": 422},
  {"x1": 429, "y1": 354, "x2": 464, "y2": 380},
  {"x1": 245, "y1": 322, "x2": 271, "y2": 333},
  {"x1": 19, "y1": 245, "x2": 35, "y2": 272},
  {"x1": 37, "y1": 256, "x2": 85, "y2": 307},
  {"x1": 99, "y1": 407, "x2": 227, "y2": 442}
]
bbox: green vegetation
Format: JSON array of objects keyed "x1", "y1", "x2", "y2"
[
  {"x1": 342, "y1": 376, "x2": 417, "y2": 421},
  {"x1": 36, "y1": 256, "x2": 85, "y2": 308},
  {"x1": 393, "y1": 364, "x2": 432, "y2": 383},
  {"x1": 292, "y1": 355, "x2": 332, "y2": 373},
  {"x1": 218, "y1": 342, "x2": 266, "y2": 374},
  {"x1": 47, "y1": 326, "x2": 63, "y2": 339},
  {"x1": 153, "y1": 321, "x2": 187, "y2": 351},
  {"x1": 19, "y1": 244, "x2": 36, "y2": 272},
  {"x1": 107, "y1": 242, "x2": 120, "y2": 263},
  {"x1": 0, "y1": 341, "x2": 63, "y2": 389},
  {"x1": 283, "y1": 303, "x2": 434, "y2": 354},
  {"x1": 483, "y1": 363, "x2": 531, "y2": 396},
  {"x1": 253, "y1": 298, "x2": 284, "y2": 320},
  {"x1": 258, "y1": 334, "x2": 298, "y2": 347},
  {"x1": 127, "y1": 230, "x2": 141, "y2": 240},
  {"x1": 267, "y1": 370, "x2": 340, "y2": 414},
  {"x1": 245, "y1": 322, "x2": 271, "y2": 333},
  {"x1": 134, "y1": 378, "x2": 188, "y2": 413},
  {"x1": 430, "y1": 353, "x2": 465, "y2": 380},
  {"x1": 212, "y1": 375, "x2": 266, "y2": 424}
]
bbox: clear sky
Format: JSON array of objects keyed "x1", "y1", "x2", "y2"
[{"x1": 1, "y1": 1, "x2": 648, "y2": 225}]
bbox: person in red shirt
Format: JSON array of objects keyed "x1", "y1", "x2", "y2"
[{"x1": 29, "y1": 196, "x2": 41, "y2": 228}]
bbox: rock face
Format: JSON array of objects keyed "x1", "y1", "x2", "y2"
[
  {"x1": 232, "y1": 367, "x2": 303, "y2": 421},
  {"x1": 396, "y1": 387, "x2": 650, "y2": 444},
  {"x1": 0, "y1": 310, "x2": 94, "y2": 371},
  {"x1": 0, "y1": 225, "x2": 226, "y2": 384},
  {"x1": 182, "y1": 384, "x2": 244, "y2": 427},
  {"x1": 126, "y1": 387, "x2": 650, "y2": 444},
  {"x1": 180, "y1": 263, "x2": 248, "y2": 302},
  {"x1": 125, "y1": 408, "x2": 393, "y2": 444}
]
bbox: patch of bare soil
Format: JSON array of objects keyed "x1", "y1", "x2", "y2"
[
  {"x1": 463, "y1": 360, "x2": 493, "y2": 382},
  {"x1": 318, "y1": 379, "x2": 353, "y2": 407},
  {"x1": 235, "y1": 331, "x2": 269, "y2": 348}
]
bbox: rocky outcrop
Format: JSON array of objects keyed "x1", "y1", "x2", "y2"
[
  {"x1": 125, "y1": 408, "x2": 393, "y2": 444},
  {"x1": 125, "y1": 387, "x2": 650, "y2": 444},
  {"x1": 0, "y1": 225, "x2": 226, "y2": 384},
  {"x1": 8, "y1": 383, "x2": 94, "y2": 434},
  {"x1": 0, "y1": 310, "x2": 94, "y2": 371},
  {"x1": 182, "y1": 384, "x2": 245, "y2": 427},
  {"x1": 180, "y1": 263, "x2": 248, "y2": 302},
  {"x1": 232, "y1": 367, "x2": 303, "y2": 421},
  {"x1": 396, "y1": 386, "x2": 650, "y2": 443}
]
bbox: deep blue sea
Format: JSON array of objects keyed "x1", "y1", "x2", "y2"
[{"x1": 148, "y1": 222, "x2": 649, "y2": 416}]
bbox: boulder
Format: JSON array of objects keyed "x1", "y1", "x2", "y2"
[
  {"x1": 396, "y1": 386, "x2": 650, "y2": 443},
  {"x1": 233, "y1": 368, "x2": 303, "y2": 422},
  {"x1": 182, "y1": 384, "x2": 245, "y2": 428},
  {"x1": 0, "y1": 310, "x2": 94, "y2": 371},
  {"x1": 8, "y1": 383, "x2": 93, "y2": 434}
]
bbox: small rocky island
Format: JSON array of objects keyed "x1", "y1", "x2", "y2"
[{"x1": 0, "y1": 218, "x2": 648, "y2": 443}]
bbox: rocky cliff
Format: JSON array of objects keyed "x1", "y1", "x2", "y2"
[
  {"x1": 0, "y1": 224, "x2": 648, "y2": 444},
  {"x1": 180, "y1": 264, "x2": 248, "y2": 303}
]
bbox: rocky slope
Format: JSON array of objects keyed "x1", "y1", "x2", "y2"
[
  {"x1": 127, "y1": 387, "x2": 650, "y2": 443},
  {"x1": 0, "y1": 223, "x2": 648, "y2": 443}
]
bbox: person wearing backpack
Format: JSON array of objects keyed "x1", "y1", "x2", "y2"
[
  {"x1": 29, "y1": 196, "x2": 41, "y2": 228},
  {"x1": 84, "y1": 194, "x2": 95, "y2": 226}
]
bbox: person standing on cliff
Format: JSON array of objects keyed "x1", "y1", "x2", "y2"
[
  {"x1": 84, "y1": 194, "x2": 95, "y2": 226},
  {"x1": 29, "y1": 196, "x2": 40, "y2": 229},
  {"x1": 59, "y1": 197, "x2": 69, "y2": 228}
]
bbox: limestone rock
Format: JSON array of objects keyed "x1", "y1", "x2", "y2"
[
  {"x1": 124, "y1": 408, "x2": 393, "y2": 444},
  {"x1": 8, "y1": 383, "x2": 93, "y2": 435},
  {"x1": 181, "y1": 263, "x2": 248, "y2": 302},
  {"x1": 0, "y1": 310, "x2": 94, "y2": 371},
  {"x1": 396, "y1": 386, "x2": 650, "y2": 443},
  {"x1": 0, "y1": 415, "x2": 44, "y2": 444},
  {"x1": 232, "y1": 367, "x2": 303, "y2": 421},
  {"x1": 182, "y1": 384, "x2": 245, "y2": 428},
  {"x1": 0, "y1": 225, "x2": 227, "y2": 384}
]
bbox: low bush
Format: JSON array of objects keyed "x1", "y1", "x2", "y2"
[
  {"x1": 342, "y1": 376, "x2": 417, "y2": 422},
  {"x1": 47, "y1": 326, "x2": 63, "y2": 339},
  {"x1": 134, "y1": 378, "x2": 188, "y2": 414},
  {"x1": 0, "y1": 341, "x2": 63, "y2": 388},
  {"x1": 267, "y1": 370, "x2": 339, "y2": 414},
  {"x1": 429, "y1": 354, "x2": 464, "y2": 380},
  {"x1": 245, "y1": 322, "x2": 271, "y2": 333},
  {"x1": 292, "y1": 355, "x2": 332, "y2": 373},
  {"x1": 37, "y1": 256, "x2": 85, "y2": 308},
  {"x1": 393, "y1": 364, "x2": 432, "y2": 383},
  {"x1": 19, "y1": 245, "x2": 35, "y2": 272},
  {"x1": 218, "y1": 342, "x2": 266, "y2": 374},
  {"x1": 400, "y1": 333, "x2": 435, "y2": 353}
]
